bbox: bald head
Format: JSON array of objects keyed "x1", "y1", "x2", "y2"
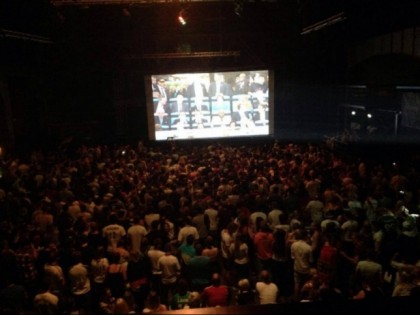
[
  {"x1": 260, "y1": 270, "x2": 271, "y2": 283},
  {"x1": 211, "y1": 272, "x2": 221, "y2": 286}
]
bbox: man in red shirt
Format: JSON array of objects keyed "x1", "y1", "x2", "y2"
[
  {"x1": 253, "y1": 223, "x2": 274, "y2": 273},
  {"x1": 201, "y1": 273, "x2": 230, "y2": 307}
]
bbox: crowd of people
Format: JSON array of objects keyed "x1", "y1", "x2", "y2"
[{"x1": 0, "y1": 137, "x2": 419, "y2": 314}]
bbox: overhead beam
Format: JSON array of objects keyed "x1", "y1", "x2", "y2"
[
  {"x1": 124, "y1": 51, "x2": 240, "y2": 59},
  {"x1": 50, "y1": 0, "x2": 278, "y2": 7},
  {"x1": 0, "y1": 29, "x2": 53, "y2": 44},
  {"x1": 300, "y1": 11, "x2": 347, "y2": 35}
]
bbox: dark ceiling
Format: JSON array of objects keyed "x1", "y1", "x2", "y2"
[
  {"x1": 1, "y1": 1, "x2": 420, "y2": 148},
  {"x1": 1, "y1": 0, "x2": 420, "y2": 72}
]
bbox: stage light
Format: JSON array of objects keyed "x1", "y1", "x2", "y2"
[
  {"x1": 178, "y1": 16, "x2": 186, "y2": 25},
  {"x1": 234, "y1": 0, "x2": 244, "y2": 16},
  {"x1": 122, "y1": 8, "x2": 131, "y2": 17},
  {"x1": 367, "y1": 113, "x2": 372, "y2": 119},
  {"x1": 178, "y1": 10, "x2": 186, "y2": 25},
  {"x1": 351, "y1": 111, "x2": 356, "y2": 116}
]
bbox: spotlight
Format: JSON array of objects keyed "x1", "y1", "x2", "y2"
[
  {"x1": 234, "y1": 0, "x2": 244, "y2": 16},
  {"x1": 351, "y1": 111, "x2": 356, "y2": 116},
  {"x1": 367, "y1": 113, "x2": 372, "y2": 119},
  {"x1": 122, "y1": 8, "x2": 131, "y2": 17},
  {"x1": 178, "y1": 16, "x2": 186, "y2": 25},
  {"x1": 178, "y1": 10, "x2": 187, "y2": 25}
]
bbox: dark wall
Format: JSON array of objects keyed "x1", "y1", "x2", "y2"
[{"x1": 1, "y1": 1, "x2": 419, "y2": 151}]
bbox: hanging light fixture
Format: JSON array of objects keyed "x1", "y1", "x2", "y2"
[{"x1": 178, "y1": 9, "x2": 187, "y2": 26}]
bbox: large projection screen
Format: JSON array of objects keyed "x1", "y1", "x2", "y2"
[{"x1": 145, "y1": 70, "x2": 274, "y2": 141}]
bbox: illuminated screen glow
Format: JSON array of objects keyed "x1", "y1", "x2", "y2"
[{"x1": 145, "y1": 70, "x2": 274, "y2": 141}]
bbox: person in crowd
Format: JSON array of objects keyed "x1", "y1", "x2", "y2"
[
  {"x1": 147, "y1": 237, "x2": 165, "y2": 294},
  {"x1": 290, "y1": 228, "x2": 313, "y2": 301},
  {"x1": 98, "y1": 287, "x2": 116, "y2": 314},
  {"x1": 271, "y1": 227, "x2": 294, "y2": 302},
  {"x1": 186, "y1": 74, "x2": 208, "y2": 112},
  {"x1": 127, "y1": 214, "x2": 147, "y2": 254},
  {"x1": 201, "y1": 272, "x2": 230, "y2": 307},
  {"x1": 43, "y1": 249, "x2": 66, "y2": 297},
  {"x1": 202, "y1": 235, "x2": 220, "y2": 274},
  {"x1": 255, "y1": 269, "x2": 279, "y2": 304},
  {"x1": 105, "y1": 251, "x2": 127, "y2": 299},
  {"x1": 126, "y1": 250, "x2": 150, "y2": 312},
  {"x1": 102, "y1": 213, "x2": 126, "y2": 253},
  {"x1": 220, "y1": 222, "x2": 238, "y2": 274},
  {"x1": 354, "y1": 248, "x2": 383, "y2": 296},
  {"x1": 90, "y1": 245, "x2": 109, "y2": 312},
  {"x1": 170, "y1": 278, "x2": 196, "y2": 310},
  {"x1": 1, "y1": 137, "x2": 419, "y2": 314},
  {"x1": 253, "y1": 222, "x2": 274, "y2": 273},
  {"x1": 158, "y1": 242, "x2": 181, "y2": 306},
  {"x1": 142, "y1": 290, "x2": 167, "y2": 313},
  {"x1": 233, "y1": 73, "x2": 250, "y2": 95},
  {"x1": 68, "y1": 250, "x2": 91, "y2": 314},
  {"x1": 204, "y1": 200, "x2": 219, "y2": 241},
  {"x1": 178, "y1": 233, "x2": 197, "y2": 267},
  {"x1": 188, "y1": 243, "x2": 213, "y2": 292},
  {"x1": 209, "y1": 73, "x2": 233, "y2": 98},
  {"x1": 299, "y1": 268, "x2": 322, "y2": 303},
  {"x1": 230, "y1": 233, "x2": 250, "y2": 282},
  {"x1": 177, "y1": 216, "x2": 200, "y2": 245},
  {"x1": 154, "y1": 77, "x2": 170, "y2": 126},
  {"x1": 235, "y1": 278, "x2": 256, "y2": 305},
  {"x1": 33, "y1": 280, "x2": 60, "y2": 315},
  {"x1": 0, "y1": 276, "x2": 29, "y2": 314}
]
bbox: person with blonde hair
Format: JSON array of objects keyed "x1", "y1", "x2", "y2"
[{"x1": 236, "y1": 278, "x2": 256, "y2": 305}]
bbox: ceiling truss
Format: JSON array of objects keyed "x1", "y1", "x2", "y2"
[{"x1": 49, "y1": 0, "x2": 277, "y2": 7}]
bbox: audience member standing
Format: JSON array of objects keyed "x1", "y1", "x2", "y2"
[
  {"x1": 188, "y1": 243, "x2": 212, "y2": 292},
  {"x1": 290, "y1": 229, "x2": 313, "y2": 301},
  {"x1": 230, "y1": 233, "x2": 250, "y2": 282},
  {"x1": 105, "y1": 251, "x2": 127, "y2": 299},
  {"x1": 126, "y1": 250, "x2": 150, "y2": 312},
  {"x1": 255, "y1": 269, "x2": 279, "y2": 304},
  {"x1": 236, "y1": 278, "x2": 256, "y2": 305},
  {"x1": 33, "y1": 281, "x2": 60, "y2": 315},
  {"x1": 201, "y1": 273, "x2": 230, "y2": 307},
  {"x1": 68, "y1": 251, "x2": 91, "y2": 314},
  {"x1": 253, "y1": 223, "x2": 274, "y2": 273},
  {"x1": 220, "y1": 222, "x2": 238, "y2": 275},
  {"x1": 177, "y1": 217, "x2": 200, "y2": 245},
  {"x1": 102, "y1": 213, "x2": 126, "y2": 252},
  {"x1": 204, "y1": 201, "x2": 219, "y2": 240},
  {"x1": 90, "y1": 246, "x2": 109, "y2": 312},
  {"x1": 271, "y1": 227, "x2": 294, "y2": 302},
  {"x1": 147, "y1": 238, "x2": 165, "y2": 293},
  {"x1": 158, "y1": 243, "x2": 181, "y2": 305},
  {"x1": 142, "y1": 290, "x2": 167, "y2": 313},
  {"x1": 127, "y1": 214, "x2": 147, "y2": 254}
]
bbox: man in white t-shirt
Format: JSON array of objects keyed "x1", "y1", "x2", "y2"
[
  {"x1": 177, "y1": 217, "x2": 199, "y2": 245},
  {"x1": 158, "y1": 243, "x2": 181, "y2": 305},
  {"x1": 204, "y1": 200, "x2": 219, "y2": 238},
  {"x1": 127, "y1": 214, "x2": 147, "y2": 253},
  {"x1": 256, "y1": 269, "x2": 278, "y2": 304},
  {"x1": 102, "y1": 213, "x2": 126, "y2": 251},
  {"x1": 290, "y1": 229, "x2": 313, "y2": 301},
  {"x1": 68, "y1": 251, "x2": 91, "y2": 313},
  {"x1": 267, "y1": 205, "x2": 283, "y2": 231},
  {"x1": 147, "y1": 238, "x2": 165, "y2": 292}
]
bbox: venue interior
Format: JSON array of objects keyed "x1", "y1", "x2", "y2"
[
  {"x1": 1, "y1": 1, "x2": 420, "y2": 314},
  {"x1": 1, "y1": 0, "x2": 420, "y2": 150}
]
